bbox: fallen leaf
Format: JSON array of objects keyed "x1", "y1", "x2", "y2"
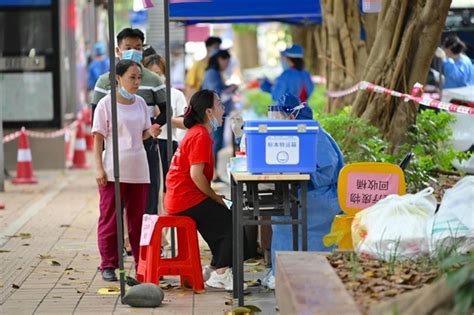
[
  {"x1": 22, "y1": 244, "x2": 30, "y2": 246},
  {"x1": 39, "y1": 254, "x2": 52, "y2": 259},
  {"x1": 65, "y1": 267, "x2": 74, "y2": 271},
  {"x1": 0, "y1": 249, "x2": 11, "y2": 253},
  {"x1": 228, "y1": 307, "x2": 252, "y2": 314},
  {"x1": 76, "y1": 289, "x2": 86, "y2": 293},
  {"x1": 364, "y1": 271, "x2": 375, "y2": 277},
  {"x1": 49, "y1": 260, "x2": 61, "y2": 266},
  {"x1": 244, "y1": 259, "x2": 261, "y2": 266},
  {"x1": 18, "y1": 233, "x2": 31, "y2": 239},
  {"x1": 243, "y1": 305, "x2": 262, "y2": 312},
  {"x1": 12, "y1": 284, "x2": 20, "y2": 289},
  {"x1": 244, "y1": 279, "x2": 261, "y2": 287},
  {"x1": 59, "y1": 224, "x2": 71, "y2": 228},
  {"x1": 68, "y1": 277, "x2": 77, "y2": 280},
  {"x1": 97, "y1": 286, "x2": 120, "y2": 295},
  {"x1": 159, "y1": 282, "x2": 173, "y2": 290}
]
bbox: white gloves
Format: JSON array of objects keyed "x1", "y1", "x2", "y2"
[
  {"x1": 231, "y1": 115, "x2": 244, "y2": 138},
  {"x1": 435, "y1": 47, "x2": 446, "y2": 60}
]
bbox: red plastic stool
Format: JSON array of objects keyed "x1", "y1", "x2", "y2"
[{"x1": 137, "y1": 215, "x2": 204, "y2": 292}]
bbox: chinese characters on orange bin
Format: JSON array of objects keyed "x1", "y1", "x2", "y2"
[{"x1": 346, "y1": 172, "x2": 400, "y2": 208}]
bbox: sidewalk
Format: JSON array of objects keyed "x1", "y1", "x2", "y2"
[{"x1": 0, "y1": 157, "x2": 276, "y2": 314}]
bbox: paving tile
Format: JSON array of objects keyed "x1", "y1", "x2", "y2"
[{"x1": 0, "y1": 166, "x2": 277, "y2": 314}]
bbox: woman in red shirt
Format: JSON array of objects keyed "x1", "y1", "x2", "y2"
[{"x1": 165, "y1": 89, "x2": 239, "y2": 291}]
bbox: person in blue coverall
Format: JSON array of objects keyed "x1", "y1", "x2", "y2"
[
  {"x1": 261, "y1": 93, "x2": 345, "y2": 290},
  {"x1": 201, "y1": 49, "x2": 238, "y2": 182},
  {"x1": 260, "y1": 44, "x2": 314, "y2": 102},
  {"x1": 87, "y1": 42, "x2": 110, "y2": 92},
  {"x1": 435, "y1": 35, "x2": 474, "y2": 88}
]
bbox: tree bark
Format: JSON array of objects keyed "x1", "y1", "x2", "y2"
[
  {"x1": 233, "y1": 30, "x2": 259, "y2": 70},
  {"x1": 320, "y1": 0, "x2": 377, "y2": 113},
  {"x1": 351, "y1": 0, "x2": 452, "y2": 149}
]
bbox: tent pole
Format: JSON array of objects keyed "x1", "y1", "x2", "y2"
[
  {"x1": 107, "y1": 0, "x2": 125, "y2": 303},
  {"x1": 163, "y1": 0, "x2": 176, "y2": 258}
]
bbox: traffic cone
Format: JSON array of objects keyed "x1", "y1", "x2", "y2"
[
  {"x1": 82, "y1": 107, "x2": 93, "y2": 151},
  {"x1": 64, "y1": 124, "x2": 72, "y2": 162},
  {"x1": 71, "y1": 119, "x2": 89, "y2": 169},
  {"x1": 12, "y1": 127, "x2": 38, "y2": 184}
]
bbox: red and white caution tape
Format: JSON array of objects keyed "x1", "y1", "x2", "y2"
[
  {"x1": 327, "y1": 81, "x2": 474, "y2": 116},
  {"x1": 3, "y1": 121, "x2": 79, "y2": 144}
]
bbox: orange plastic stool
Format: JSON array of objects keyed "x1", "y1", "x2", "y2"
[{"x1": 136, "y1": 215, "x2": 204, "y2": 292}]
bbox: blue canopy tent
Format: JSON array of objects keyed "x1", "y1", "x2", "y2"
[{"x1": 169, "y1": 0, "x2": 322, "y2": 25}]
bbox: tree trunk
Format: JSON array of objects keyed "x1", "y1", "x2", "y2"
[
  {"x1": 233, "y1": 30, "x2": 259, "y2": 70},
  {"x1": 351, "y1": 0, "x2": 452, "y2": 149},
  {"x1": 321, "y1": 0, "x2": 376, "y2": 113}
]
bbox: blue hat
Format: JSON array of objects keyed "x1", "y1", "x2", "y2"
[
  {"x1": 277, "y1": 93, "x2": 313, "y2": 120},
  {"x1": 282, "y1": 44, "x2": 304, "y2": 58},
  {"x1": 94, "y1": 42, "x2": 106, "y2": 56}
]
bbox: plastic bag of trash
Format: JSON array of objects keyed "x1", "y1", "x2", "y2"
[
  {"x1": 352, "y1": 187, "x2": 437, "y2": 260},
  {"x1": 428, "y1": 176, "x2": 474, "y2": 254}
]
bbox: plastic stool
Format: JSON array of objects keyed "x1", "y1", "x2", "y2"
[{"x1": 137, "y1": 215, "x2": 204, "y2": 292}]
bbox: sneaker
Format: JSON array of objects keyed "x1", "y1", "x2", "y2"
[
  {"x1": 261, "y1": 268, "x2": 272, "y2": 287},
  {"x1": 205, "y1": 269, "x2": 248, "y2": 291},
  {"x1": 266, "y1": 275, "x2": 275, "y2": 290},
  {"x1": 261, "y1": 269, "x2": 275, "y2": 290},
  {"x1": 101, "y1": 268, "x2": 117, "y2": 281},
  {"x1": 202, "y1": 265, "x2": 214, "y2": 281}
]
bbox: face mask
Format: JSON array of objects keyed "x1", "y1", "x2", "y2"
[
  {"x1": 210, "y1": 116, "x2": 219, "y2": 132},
  {"x1": 119, "y1": 86, "x2": 135, "y2": 101},
  {"x1": 121, "y1": 49, "x2": 143, "y2": 63},
  {"x1": 281, "y1": 58, "x2": 289, "y2": 70},
  {"x1": 159, "y1": 74, "x2": 166, "y2": 83}
]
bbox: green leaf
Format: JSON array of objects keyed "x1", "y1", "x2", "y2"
[
  {"x1": 446, "y1": 266, "x2": 471, "y2": 290},
  {"x1": 454, "y1": 285, "x2": 474, "y2": 313},
  {"x1": 440, "y1": 255, "x2": 471, "y2": 270}
]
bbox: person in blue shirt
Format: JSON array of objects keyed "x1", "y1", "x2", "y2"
[
  {"x1": 201, "y1": 49, "x2": 238, "y2": 182},
  {"x1": 261, "y1": 93, "x2": 344, "y2": 289},
  {"x1": 87, "y1": 42, "x2": 110, "y2": 92},
  {"x1": 260, "y1": 44, "x2": 314, "y2": 102},
  {"x1": 436, "y1": 35, "x2": 474, "y2": 89}
]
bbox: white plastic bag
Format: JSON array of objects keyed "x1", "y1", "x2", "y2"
[
  {"x1": 428, "y1": 176, "x2": 474, "y2": 254},
  {"x1": 352, "y1": 187, "x2": 437, "y2": 260}
]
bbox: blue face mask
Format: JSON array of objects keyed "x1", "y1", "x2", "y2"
[
  {"x1": 210, "y1": 116, "x2": 219, "y2": 132},
  {"x1": 121, "y1": 49, "x2": 143, "y2": 63},
  {"x1": 119, "y1": 86, "x2": 135, "y2": 101}
]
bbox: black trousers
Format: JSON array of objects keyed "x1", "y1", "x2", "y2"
[
  {"x1": 144, "y1": 138, "x2": 160, "y2": 215},
  {"x1": 157, "y1": 139, "x2": 178, "y2": 192},
  {"x1": 175, "y1": 198, "x2": 232, "y2": 268}
]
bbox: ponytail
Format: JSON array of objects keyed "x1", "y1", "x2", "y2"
[{"x1": 183, "y1": 90, "x2": 216, "y2": 128}]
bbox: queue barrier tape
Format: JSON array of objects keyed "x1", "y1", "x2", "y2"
[
  {"x1": 326, "y1": 81, "x2": 474, "y2": 116},
  {"x1": 3, "y1": 121, "x2": 78, "y2": 144}
]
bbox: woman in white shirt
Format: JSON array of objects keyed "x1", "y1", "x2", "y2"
[{"x1": 92, "y1": 60, "x2": 161, "y2": 281}]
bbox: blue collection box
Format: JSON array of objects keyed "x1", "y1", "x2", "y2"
[{"x1": 243, "y1": 120, "x2": 319, "y2": 174}]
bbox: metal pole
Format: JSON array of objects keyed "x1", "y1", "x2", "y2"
[
  {"x1": 0, "y1": 86, "x2": 4, "y2": 192},
  {"x1": 107, "y1": 0, "x2": 125, "y2": 303},
  {"x1": 163, "y1": 0, "x2": 176, "y2": 258}
]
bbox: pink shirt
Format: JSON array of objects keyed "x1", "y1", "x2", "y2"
[{"x1": 92, "y1": 94, "x2": 151, "y2": 183}]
